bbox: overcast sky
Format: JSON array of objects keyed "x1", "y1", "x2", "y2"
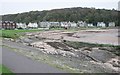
[{"x1": 0, "y1": 0, "x2": 120, "y2": 15}]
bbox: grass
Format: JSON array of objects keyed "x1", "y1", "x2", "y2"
[
  {"x1": 49, "y1": 27, "x2": 65, "y2": 30},
  {"x1": 0, "y1": 64, "x2": 13, "y2": 74},
  {"x1": 0, "y1": 27, "x2": 110, "y2": 39},
  {"x1": 64, "y1": 41, "x2": 113, "y2": 49},
  {"x1": 0, "y1": 28, "x2": 80, "y2": 39},
  {"x1": 0, "y1": 29, "x2": 41, "y2": 39}
]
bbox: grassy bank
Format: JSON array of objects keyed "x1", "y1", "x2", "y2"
[
  {"x1": 0, "y1": 29, "x2": 41, "y2": 39},
  {"x1": 0, "y1": 64, "x2": 13, "y2": 74}
]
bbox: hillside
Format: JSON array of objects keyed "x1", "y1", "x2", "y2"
[{"x1": 1, "y1": 7, "x2": 119, "y2": 26}]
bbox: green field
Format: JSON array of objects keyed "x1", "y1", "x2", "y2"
[
  {"x1": 0, "y1": 64, "x2": 13, "y2": 74},
  {"x1": 0, "y1": 29, "x2": 41, "y2": 39},
  {"x1": 0, "y1": 28, "x2": 81, "y2": 39},
  {"x1": 0, "y1": 27, "x2": 108, "y2": 39}
]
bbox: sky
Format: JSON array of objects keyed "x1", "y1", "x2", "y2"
[{"x1": 0, "y1": 0, "x2": 120, "y2": 15}]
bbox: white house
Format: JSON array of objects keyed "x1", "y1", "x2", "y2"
[
  {"x1": 0, "y1": 21, "x2": 2, "y2": 29},
  {"x1": 109, "y1": 22, "x2": 115, "y2": 27},
  {"x1": 77, "y1": 21, "x2": 87, "y2": 27},
  {"x1": 87, "y1": 24, "x2": 94, "y2": 27},
  {"x1": 17, "y1": 23, "x2": 27, "y2": 29},
  {"x1": 97, "y1": 22, "x2": 106, "y2": 27},
  {"x1": 60, "y1": 22, "x2": 69, "y2": 27},
  {"x1": 38, "y1": 22, "x2": 51, "y2": 28},
  {"x1": 49, "y1": 22, "x2": 60, "y2": 27},
  {"x1": 68, "y1": 21, "x2": 77, "y2": 27},
  {"x1": 28, "y1": 23, "x2": 38, "y2": 28}
]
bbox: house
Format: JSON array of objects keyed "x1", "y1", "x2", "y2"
[
  {"x1": 17, "y1": 23, "x2": 27, "y2": 29},
  {"x1": 49, "y1": 22, "x2": 60, "y2": 28},
  {"x1": 60, "y1": 22, "x2": 69, "y2": 28},
  {"x1": 68, "y1": 21, "x2": 77, "y2": 27},
  {"x1": 1, "y1": 21, "x2": 17, "y2": 29},
  {"x1": 28, "y1": 23, "x2": 38, "y2": 28},
  {"x1": 108, "y1": 22, "x2": 115, "y2": 27},
  {"x1": 87, "y1": 24, "x2": 94, "y2": 27},
  {"x1": 97, "y1": 22, "x2": 106, "y2": 27},
  {"x1": 0, "y1": 21, "x2": 2, "y2": 29},
  {"x1": 38, "y1": 22, "x2": 51, "y2": 28},
  {"x1": 77, "y1": 21, "x2": 87, "y2": 27}
]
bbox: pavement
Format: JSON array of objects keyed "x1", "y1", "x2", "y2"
[{"x1": 2, "y1": 42, "x2": 66, "y2": 73}]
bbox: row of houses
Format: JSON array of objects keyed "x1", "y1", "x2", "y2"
[
  {"x1": 0, "y1": 21, "x2": 17, "y2": 29},
  {"x1": 37, "y1": 21, "x2": 116, "y2": 28},
  {"x1": 0, "y1": 21, "x2": 116, "y2": 30}
]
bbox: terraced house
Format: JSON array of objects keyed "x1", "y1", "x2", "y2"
[{"x1": 0, "y1": 21, "x2": 17, "y2": 30}]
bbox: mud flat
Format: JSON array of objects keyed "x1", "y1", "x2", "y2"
[{"x1": 25, "y1": 29, "x2": 119, "y2": 45}]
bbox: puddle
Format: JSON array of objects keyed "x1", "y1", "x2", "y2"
[
  {"x1": 73, "y1": 36, "x2": 86, "y2": 38},
  {"x1": 64, "y1": 33, "x2": 74, "y2": 37}
]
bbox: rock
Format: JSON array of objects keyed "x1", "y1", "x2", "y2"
[
  {"x1": 21, "y1": 38, "x2": 33, "y2": 43},
  {"x1": 28, "y1": 36, "x2": 34, "y2": 39},
  {"x1": 15, "y1": 39, "x2": 21, "y2": 42},
  {"x1": 82, "y1": 50, "x2": 91, "y2": 54},
  {"x1": 92, "y1": 47, "x2": 99, "y2": 50},
  {"x1": 30, "y1": 41, "x2": 58, "y2": 55},
  {"x1": 107, "y1": 57, "x2": 120, "y2": 67},
  {"x1": 63, "y1": 48, "x2": 71, "y2": 51},
  {"x1": 80, "y1": 47, "x2": 92, "y2": 51},
  {"x1": 89, "y1": 50, "x2": 116, "y2": 63},
  {"x1": 4, "y1": 38, "x2": 11, "y2": 41},
  {"x1": 4, "y1": 38, "x2": 15, "y2": 42},
  {"x1": 10, "y1": 38, "x2": 15, "y2": 42}
]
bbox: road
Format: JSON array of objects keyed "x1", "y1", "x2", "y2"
[
  {"x1": 2, "y1": 44, "x2": 66, "y2": 73},
  {"x1": 0, "y1": 39, "x2": 2, "y2": 64}
]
